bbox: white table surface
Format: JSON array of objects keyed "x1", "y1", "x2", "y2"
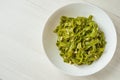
[{"x1": 0, "y1": 0, "x2": 120, "y2": 80}]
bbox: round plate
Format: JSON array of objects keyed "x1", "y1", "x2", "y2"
[{"x1": 42, "y1": 2, "x2": 117, "y2": 76}]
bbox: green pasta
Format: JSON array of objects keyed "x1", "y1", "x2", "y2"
[{"x1": 54, "y1": 15, "x2": 106, "y2": 65}]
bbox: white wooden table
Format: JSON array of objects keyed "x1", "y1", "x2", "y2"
[{"x1": 0, "y1": 0, "x2": 120, "y2": 80}]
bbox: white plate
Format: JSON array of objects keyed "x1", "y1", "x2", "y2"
[{"x1": 42, "y1": 2, "x2": 117, "y2": 76}]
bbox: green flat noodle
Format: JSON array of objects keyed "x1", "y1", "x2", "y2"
[{"x1": 54, "y1": 15, "x2": 106, "y2": 65}]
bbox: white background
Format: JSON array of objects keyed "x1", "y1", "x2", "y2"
[{"x1": 0, "y1": 0, "x2": 120, "y2": 80}]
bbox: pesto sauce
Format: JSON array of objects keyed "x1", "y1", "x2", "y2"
[{"x1": 54, "y1": 15, "x2": 106, "y2": 65}]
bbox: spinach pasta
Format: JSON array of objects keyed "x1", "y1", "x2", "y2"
[{"x1": 54, "y1": 15, "x2": 106, "y2": 65}]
